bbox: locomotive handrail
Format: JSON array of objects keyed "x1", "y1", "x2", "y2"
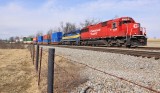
[
  {"x1": 143, "y1": 27, "x2": 146, "y2": 36},
  {"x1": 130, "y1": 28, "x2": 133, "y2": 38},
  {"x1": 125, "y1": 24, "x2": 129, "y2": 40},
  {"x1": 140, "y1": 27, "x2": 146, "y2": 36}
]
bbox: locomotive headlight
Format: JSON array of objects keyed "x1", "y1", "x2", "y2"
[{"x1": 133, "y1": 24, "x2": 139, "y2": 28}]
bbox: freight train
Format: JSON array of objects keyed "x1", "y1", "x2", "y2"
[{"x1": 25, "y1": 17, "x2": 147, "y2": 47}]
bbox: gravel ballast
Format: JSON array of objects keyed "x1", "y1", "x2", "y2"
[{"x1": 48, "y1": 46, "x2": 160, "y2": 93}]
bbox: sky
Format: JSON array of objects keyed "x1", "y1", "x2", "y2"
[{"x1": 0, "y1": 0, "x2": 160, "y2": 39}]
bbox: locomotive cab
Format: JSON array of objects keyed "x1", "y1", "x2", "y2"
[{"x1": 119, "y1": 17, "x2": 147, "y2": 47}]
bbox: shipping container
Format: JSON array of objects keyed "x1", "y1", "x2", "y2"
[
  {"x1": 51, "y1": 32, "x2": 62, "y2": 39},
  {"x1": 43, "y1": 39, "x2": 51, "y2": 42},
  {"x1": 33, "y1": 37, "x2": 37, "y2": 41},
  {"x1": 43, "y1": 39, "x2": 51, "y2": 44},
  {"x1": 51, "y1": 32, "x2": 62, "y2": 44},
  {"x1": 43, "y1": 34, "x2": 51, "y2": 40},
  {"x1": 51, "y1": 38, "x2": 61, "y2": 42},
  {"x1": 23, "y1": 37, "x2": 33, "y2": 44},
  {"x1": 26, "y1": 38, "x2": 33, "y2": 41},
  {"x1": 26, "y1": 41, "x2": 33, "y2": 44},
  {"x1": 38, "y1": 36, "x2": 43, "y2": 44},
  {"x1": 33, "y1": 37, "x2": 37, "y2": 44}
]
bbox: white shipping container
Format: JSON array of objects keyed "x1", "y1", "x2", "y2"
[{"x1": 20, "y1": 39, "x2": 23, "y2": 42}]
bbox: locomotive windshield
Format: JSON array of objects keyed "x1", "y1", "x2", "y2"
[
  {"x1": 122, "y1": 20, "x2": 131, "y2": 24},
  {"x1": 121, "y1": 17, "x2": 134, "y2": 24}
]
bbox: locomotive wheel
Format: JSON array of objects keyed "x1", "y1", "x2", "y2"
[
  {"x1": 126, "y1": 45, "x2": 131, "y2": 48},
  {"x1": 117, "y1": 44, "x2": 122, "y2": 47},
  {"x1": 92, "y1": 44, "x2": 96, "y2": 47},
  {"x1": 108, "y1": 43, "x2": 113, "y2": 47}
]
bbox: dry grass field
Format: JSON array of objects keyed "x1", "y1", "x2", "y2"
[
  {"x1": 0, "y1": 49, "x2": 39, "y2": 93},
  {"x1": 0, "y1": 41, "x2": 25, "y2": 49},
  {"x1": 147, "y1": 38, "x2": 160, "y2": 47},
  {"x1": 0, "y1": 48, "x2": 85, "y2": 93},
  {"x1": 148, "y1": 38, "x2": 160, "y2": 42}
]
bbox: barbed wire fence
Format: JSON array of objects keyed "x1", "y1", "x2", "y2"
[
  {"x1": 28, "y1": 44, "x2": 54, "y2": 93},
  {"x1": 27, "y1": 44, "x2": 88, "y2": 93},
  {"x1": 27, "y1": 44, "x2": 160, "y2": 93}
]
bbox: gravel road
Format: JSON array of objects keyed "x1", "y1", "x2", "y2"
[{"x1": 47, "y1": 46, "x2": 160, "y2": 93}]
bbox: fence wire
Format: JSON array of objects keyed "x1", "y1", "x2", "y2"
[
  {"x1": 27, "y1": 45, "x2": 79, "y2": 93},
  {"x1": 27, "y1": 45, "x2": 160, "y2": 93}
]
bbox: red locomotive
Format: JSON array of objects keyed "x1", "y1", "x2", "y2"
[{"x1": 80, "y1": 17, "x2": 147, "y2": 47}]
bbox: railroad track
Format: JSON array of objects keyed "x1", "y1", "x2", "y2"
[
  {"x1": 52, "y1": 45, "x2": 160, "y2": 60},
  {"x1": 133, "y1": 47, "x2": 160, "y2": 50},
  {"x1": 98, "y1": 46, "x2": 160, "y2": 51},
  {"x1": 38, "y1": 44, "x2": 160, "y2": 50}
]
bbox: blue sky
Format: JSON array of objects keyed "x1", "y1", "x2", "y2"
[{"x1": 0, "y1": 0, "x2": 160, "y2": 39}]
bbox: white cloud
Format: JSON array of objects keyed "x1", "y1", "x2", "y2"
[{"x1": 0, "y1": 0, "x2": 159, "y2": 39}]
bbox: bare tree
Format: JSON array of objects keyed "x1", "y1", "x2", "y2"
[
  {"x1": 47, "y1": 29, "x2": 53, "y2": 35},
  {"x1": 60, "y1": 22, "x2": 77, "y2": 33},
  {"x1": 14, "y1": 36, "x2": 20, "y2": 43},
  {"x1": 57, "y1": 27, "x2": 61, "y2": 32},
  {"x1": 9, "y1": 37, "x2": 15, "y2": 42},
  {"x1": 0, "y1": 39, "x2": 2, "y2": 44},
  {"x1": 28, "y1": 35, "x2": 34, "y2": 38},
  {"x1": 52, "y1": 27, "x2": 62, "y2": 33},
  {"x1": 36, "y1": 31, "x2": 43, "y2": 37},
  {"x1": 15, "y1": 36, "x2": 19, "y2": 40},
  {"x1": 60, "y1": 22, "x2": 64, "y2": 32},
  {"x1": 80, "y1": 18, "x2": 100, "y2": 28}
]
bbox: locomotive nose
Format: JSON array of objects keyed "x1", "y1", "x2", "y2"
[{"x1": 133, "y1": 23, "x2": 139, "y2": 29}]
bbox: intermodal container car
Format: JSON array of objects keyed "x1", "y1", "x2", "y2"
[
  {"x1": 51, "y1": 32, "x2": 62, "y2": 44},
  {"x1": 23, "y1": 37, "x2": 27, "y2": 44},
  {"x1": 26, "y1": 38, "x2": 33, "y2": 44},
  {"x1": 43, "y1": 34, "x2": 51, "y2": 44},
  {"x1": 33, "y1": 37, "x2": 37, "y2": 44},
  {"x1": 23, "y1": 37, "x2": 33, "y2": 44},
  {"x1": 38, "y1": 36, "x2": 43, "y2": 44},
  {"x1": 43, "y1": 39, "x2": 51, "y2": 44},
  {"x1": 43, "y1": 34, "x2": 50, "y2": 40}
]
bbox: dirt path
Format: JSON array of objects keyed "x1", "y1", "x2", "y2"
[{"x1": 0, "y1": 49, "x2": 39, "y2": 93}]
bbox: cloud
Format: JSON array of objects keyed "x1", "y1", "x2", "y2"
[{"x1": 0, "y1": 0, "x2": 159, "y2": 39}]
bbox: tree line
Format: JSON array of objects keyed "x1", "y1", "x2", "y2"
[
  {"x1": 3, "y1": 18, "x2": 100, "y2": 42},
  {"x1": 36, "y1": 18, "x2": 100, "y2": 36}
]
